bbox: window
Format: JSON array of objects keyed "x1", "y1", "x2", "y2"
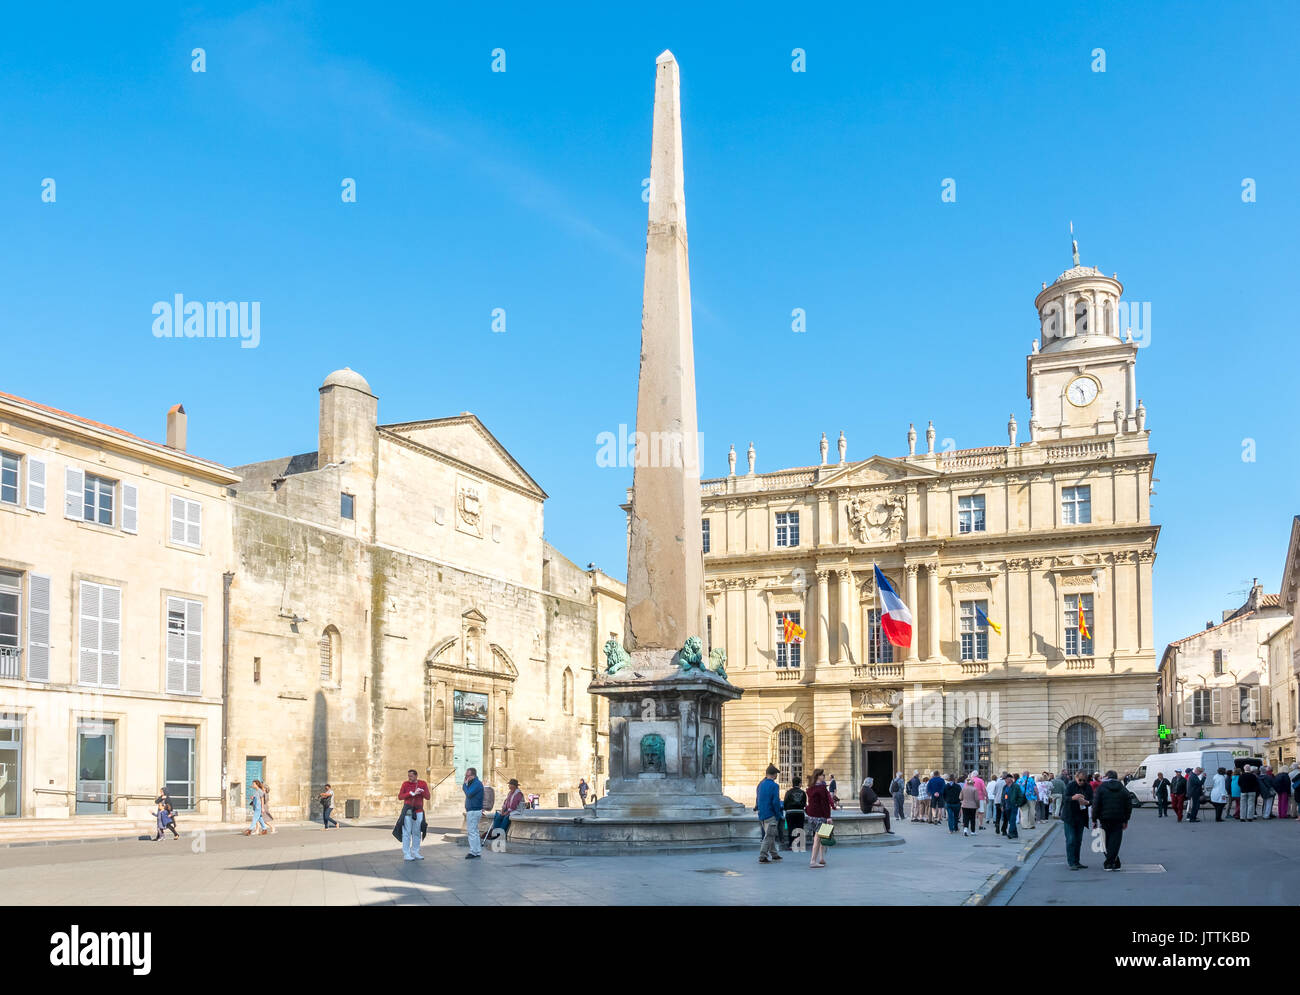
[
  {"x1": 1213, "y1": 649, "x2": 1223, "y2": 676},
  {"x1": 84, "y1": 474, "x2": 115, "y2": 526},
  {"x1": 775, "y1": 611, "x2": 802, "y2": 668},
  {"x1": 1064, "y1": 593, "x2": 1093, "y2": 656},
  {"x1": 0, "y1": 572, "x2": 19, "y2": 680},
  {"x1": 866, "y1": 609, "x2": 893, "y2": 664},
  {"x1": 170, "y1": 496, "x2": 201, "y2": 547},
  {"x1": 1237, "y1": 685, "x2": 1261, "y2": 725},
  {"x1": 1192, "y1": 689, "x2": 1212, "y2": 725},
  {"x1": 319, "y1": 626, "x2": 340, "y2": 684},
  {"x1": 562, "y1": 667, "x2": 574, "y2": 715},
  {"x1": 961, "y1": 725, "x2": 990, "y2": 780},
  {"x1": 0, "y1": 452, "x2": 18, "y2": 506},
  {"x1": 775, "y1": 511, "x2": 800, "y2": 548},
  {"x1": 165, "y1": 597, "x2": 203, "y2": 695},
  {"x1": 957, "y1": 495, "x2": 986, "y2": 534},
  {"x1": 1135, "y1": 765, "x2": 1147, "y2": 780},
  {"x1": 340, "y1": 492, "x2": 355, "y2": 520},
  {"x1": 1061, "y1": 485, "x2": 1091, "y2": 525},
  {"x1": 163, "y1": 725, "x2": 197, "y2": 811},
  {"x1": 701, "y1": 518, "x2": 711, "y2": 553},
  {"x1": 253, "y1": 656, "x2": 261, "y2": 684},
  {"x1": 959, "y1": 600, "x2": 989, "y2": 661},
  {"x1": 777, "y1": 727, "x2": 804, "y2": 786},
  {"x1": 78, "y1": 581, "x2": 122, "y2": 688},
  {"x1": 1063, "y1": 721, "x2": 1097, "y2": 775}
]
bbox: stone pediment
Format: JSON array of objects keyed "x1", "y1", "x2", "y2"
[
  {"x1": 814, "y1": 455, "x2": 936, "y2": 491},
  {"x1": 379, "y1": 414, "x2": 547, "y2": 500}
]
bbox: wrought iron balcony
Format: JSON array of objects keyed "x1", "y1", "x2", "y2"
[{"x1": 0, "y1": 646, "x2": 21, "y2": 680}]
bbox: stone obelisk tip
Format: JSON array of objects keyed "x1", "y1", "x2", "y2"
[{"x1": 656, "y1": 49, "x2": 676, "y2": 64}]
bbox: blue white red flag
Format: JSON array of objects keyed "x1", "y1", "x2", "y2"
[{"x1": 873, "y1": 564, "x2": 913, "y2": 648}]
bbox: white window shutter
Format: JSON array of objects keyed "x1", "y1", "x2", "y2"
[
  {"x1": 65, "y1": 467, "x2": 84, "y2": 520},
  {"x1": 99, "y1": 585, "x2": 121, "y2": 688},
  {"x1": 1211, "y1": 688, "x2": 1222, "y2": 725},
  {"x1": 1250, "y1": 686, "x2": 1262, "y2": 724},
  {"x1": 186, "y1": 600, "x2": 203, "y2": 694},
  {"x1": 170, "y1": 496, "x2": 186, "y2": 544},
  {"x1": 27, "y1": 574, "x2": 51, "y2": 682},
  {"x1": 26, "y1": 457, "x2": 46, "y2": 512},
  {"x1": 187, "y1": 500, "x2": 202, "y2": 547},
  {"x1": 1183, "y1": 695, "x2": 1194, "y2": 726},
  {"x1": 79, "y1": 581, "x2": 101, "y2": 684},
  {"x1": 121, "y1": 483, "x2": 138, "y2": 534},
  {"x1": 1229, "y1": 690, "x2": 1240, "y2": 724},
  {"x1": 165, "y1": 597, "x2": 186, "y2": 693}
]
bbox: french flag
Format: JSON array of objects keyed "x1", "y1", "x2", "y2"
[{"x1": 874, "y1": 564, "x2": 913, "y2": 648}]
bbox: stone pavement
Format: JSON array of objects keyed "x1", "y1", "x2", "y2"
[
  {"x1": 0, "y1": 808, "x2": 1060, "y2": 905},
  {"x1": 1006, "y1": 806, "x2": 1300, "y2": 905}
]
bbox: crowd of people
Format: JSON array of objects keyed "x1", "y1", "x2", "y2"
[{"x1": 1138, "y1": 763, "x2": 1297, "y2": 823}]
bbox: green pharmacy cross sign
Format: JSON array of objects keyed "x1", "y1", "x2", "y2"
[{"x1": 1158, "y1": 723, "x2": 1173, "y2": 741}]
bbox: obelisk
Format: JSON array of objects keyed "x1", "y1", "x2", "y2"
[{"x1": 624, "y1": 50, "x2": 706, "y2": 665}]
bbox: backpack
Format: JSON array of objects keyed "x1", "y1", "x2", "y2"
[{"x1": 481, "y1": 784, "x2": 496, "y2": 811}]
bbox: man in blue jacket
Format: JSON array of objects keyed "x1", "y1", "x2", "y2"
[
  {"x1": 755, "y1": 764, "x2": 784, "y2": 863},
  {"x1": 463, "y1": 767, "x2": 485, "y2": 859},
  {"x1": 926, "y1": 771, "x2": 946, "y2": 825}
]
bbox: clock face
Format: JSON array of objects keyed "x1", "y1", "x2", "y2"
[{"x1": 1066, "y1": 376, "x2": 1099, "y2": 407}]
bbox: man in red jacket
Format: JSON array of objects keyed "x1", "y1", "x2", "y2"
[{"x1": 399, "y1": 768, "x2": 429, "y2": 861}]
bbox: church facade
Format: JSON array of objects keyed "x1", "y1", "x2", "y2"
[
  {"x1": 225, "y1": 368, "x2": 624, "y2": 821},
  {"x1": 707, "y1": 261, "x2": 1160, "y2": 797}
]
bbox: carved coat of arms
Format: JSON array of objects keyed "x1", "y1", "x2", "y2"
[
  {"x1": 457, "y1": 482, "x2": 482, "y2": 536},
  {"x1": 846, "y1": 492, "x2": 905, "y2": 543}
]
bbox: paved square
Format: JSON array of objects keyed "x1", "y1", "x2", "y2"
[{"x1": 0, "y1": 813, "x2": 1050, "y2": 905}]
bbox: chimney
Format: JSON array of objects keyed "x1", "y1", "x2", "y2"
[{"x1": 166, "y1": 404, "x2": 187, "y2": 451}]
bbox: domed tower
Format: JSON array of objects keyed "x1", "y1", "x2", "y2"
[
  {"x1": 319, "y1": 367, "x2": 377, "y2": 465},
  {"x1": 1026, "y1": 237, "x2": 1141, "y2": 442},
  {"x1": 318, "y1": 367, "x2": 379, "y2": 536}
]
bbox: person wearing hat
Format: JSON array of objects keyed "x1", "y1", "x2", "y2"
[
  {"x1": 487, "y1": 778, "x2": 526, "y2": 843},
  {"x1": 1169, "y1": 767, "x2": 1187, "y2": 822}
]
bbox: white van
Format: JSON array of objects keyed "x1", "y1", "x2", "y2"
[{"x1": 1127, "y1": 750, "x2": 1238, "y2": 804}]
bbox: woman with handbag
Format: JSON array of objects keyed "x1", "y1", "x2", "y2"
[{"x1": 805, "y1": 768, "x2": 833, "y2": 868}]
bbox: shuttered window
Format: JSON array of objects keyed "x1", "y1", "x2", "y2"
[
  {"x1": 26, "y1": 457, "x2": 46, "y2": 512},
  {"x1": 170, "y1": 496, "x2": 201, "y2": 547},
  {"x1": 79, "y1": 581, "x2": 121, "y2": 688},
  {"x1": 121, "y1": 484, "x2": 138, "y2": 534},
  {"x1": 27, "y1": 574, "x2": 51, "y2": 682},
  {"x1": 166, "y1": 597, "x2": 203, "y2": 695}
]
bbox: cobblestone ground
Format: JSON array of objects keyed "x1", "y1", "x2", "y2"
[{"x1": 0, "y1": 809, "x2": 1051, "y2": 905}]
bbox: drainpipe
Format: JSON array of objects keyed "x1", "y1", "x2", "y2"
[{"x1": 222, "y1": 570, "x2": 234, "y2": 823}]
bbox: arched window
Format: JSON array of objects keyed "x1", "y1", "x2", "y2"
[
  {"x1": 776, "y1": 727, "x2": 804, "y2": 786},
  {"x1": 961, "y1": 724, "x2": 990, "y2": 780},
  {"x1": 562, "y1": 667, "x2": 574, "y2": 716},
  {"x1": 319, "y1": 626, "x2": 341, "y2": 685},
  {"x1": 1063, "y1": 720, "x2": 1097, "y2": 775},
  {"x1": 1074, "y1": 298, "x2": 1090, "y2": 335}
]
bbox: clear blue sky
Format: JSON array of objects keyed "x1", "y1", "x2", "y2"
[{"x1": 3, "y1": 2, "x2": 1296, "y2": 652}]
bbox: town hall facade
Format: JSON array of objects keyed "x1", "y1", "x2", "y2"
[{"x1": 705, "y1": 260, "x2": 1160, "y2": 797}]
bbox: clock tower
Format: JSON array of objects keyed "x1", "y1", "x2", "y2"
[{"x1": 1026, "y1": 252, "x2": 1142, "y2": 442}]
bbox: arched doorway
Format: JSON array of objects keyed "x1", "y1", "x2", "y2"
[{"x1": 1063, "y1": 719, "x2": 1099, "y2": 776}]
